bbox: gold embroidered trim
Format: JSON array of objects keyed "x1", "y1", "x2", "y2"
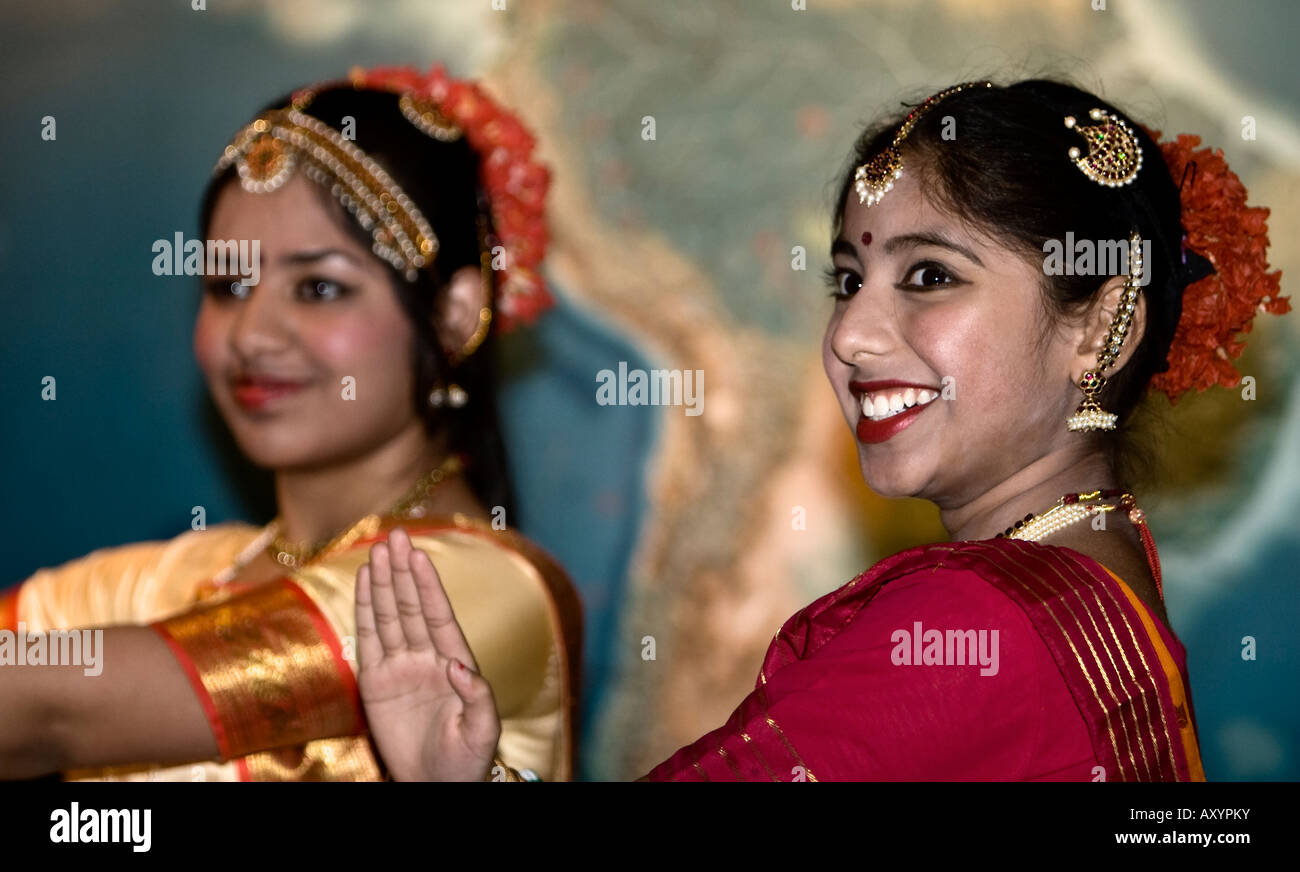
[{"x1": 156, "y1": 580, "x2": 360, "y2": 760}]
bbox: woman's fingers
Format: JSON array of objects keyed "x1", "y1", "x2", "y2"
[
  {"x1": 386, "y1": 528, "x2": 434, "y2": 651},
  {"x1": 449, "y1": 660, "x2": 501, "y2": 758},
  {"x1": 354, "y1": 564, "x2": 386, "y2": 668},
  {"x1": 366, "y1": 542, "x2": 406, "y2": 653},
  {"x1": 410, "y1": 547, "x2": 479, "y2": 671}
]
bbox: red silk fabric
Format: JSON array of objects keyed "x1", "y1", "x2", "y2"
[{"x1": 646, "y1": 537, "x2": 1200, "y2": 781}]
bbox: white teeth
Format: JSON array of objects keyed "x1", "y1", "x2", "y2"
[{"x1": 860, "y1": 386, "x2": 940, "y2": 421}]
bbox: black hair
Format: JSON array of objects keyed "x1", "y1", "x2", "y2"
[
  {"x1": 200, "y1": 84, "x2": 516, "y2": 518},
  {"x1": 831, "y1": 79, "x2": 1214, "y2": 490}
]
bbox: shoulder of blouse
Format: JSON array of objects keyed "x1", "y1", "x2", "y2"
[
  {"x1": 747, "y1": 557, "x2": 1071, "y2": 780},
  {"x1": 22, "y1": 522, "x2": 264, "y2": 581},
  {"x1": 361, "y1": 514, "x2": 582, "y2": 673},
  {"x1": 776, "y1": 538, "x2": 1111, "y2": 653},
  {"x1": 13, "y1": 523, "x2": 266, "y2": 629}
]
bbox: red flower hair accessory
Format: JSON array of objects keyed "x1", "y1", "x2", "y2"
[
  {"x1": 348, "y1": 64, "x2": 555, "y2": 334},
  {"x1": 1146, "y1": 129, "x2": 1289, "y2": 403}
]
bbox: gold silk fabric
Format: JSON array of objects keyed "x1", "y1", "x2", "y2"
[{"x1": 11, "y1": 518, "x2": 576, "y2": 781}]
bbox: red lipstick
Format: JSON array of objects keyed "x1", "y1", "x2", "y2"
[
  {"x1": 851, "y1": 380, "x2": 940, "y2": 445},
  {"x1": 232, "y1": 375, "x2": 307, "y2": 411}
]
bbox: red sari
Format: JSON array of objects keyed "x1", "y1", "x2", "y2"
[{"x1": 646, "y1": 537, "x2": 1204, "y2": 781}]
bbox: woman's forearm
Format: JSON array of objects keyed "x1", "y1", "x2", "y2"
[
  {"x1": 0, "y1": 644, "x2": 65, "y2": 778},
  {"x1": 0, "y1": 625, "x2": 219, "y2": 778}
]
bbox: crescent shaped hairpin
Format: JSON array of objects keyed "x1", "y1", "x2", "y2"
[{"x1": 1064, "y1": 107, "x2": 1143, "y2": 188}]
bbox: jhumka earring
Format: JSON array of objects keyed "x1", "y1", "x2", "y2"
[
  {"x1": 1061, "y1": 105, "x2": 1145, "y2": 432},
  {"x1": 1067, "y1": 231, "x2": 1144, "y2": 432}
]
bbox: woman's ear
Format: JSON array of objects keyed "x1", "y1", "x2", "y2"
[
  {"x1": 434, "y1": 265, "x2": 490, "y2": 358},
  {"x1": 1070, "y1": 274, "x2": 1148, "y2": 382}
]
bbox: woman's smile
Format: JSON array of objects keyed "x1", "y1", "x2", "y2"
[
  {"x1": 851, "y1": 379, "x2": 942, "y2": 443},
  {"x1": 230, "y1": 373, "x2": 313, "y2": 412}
]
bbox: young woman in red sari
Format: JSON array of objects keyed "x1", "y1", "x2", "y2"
[{"x1": 354, "y1": 79, "x2": 1287, "y2": 781}]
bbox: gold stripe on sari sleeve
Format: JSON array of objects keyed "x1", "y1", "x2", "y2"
[
  {"x1": 740, "y1": 731, "x2": 780, "y2": 781},
  {"x1": 1104, "y1": 569, "x2": 1206, "y2": 782},
  {"x1": 153, "y1": 579, "x2": 362, "y2": 760},
  {"x1": 757, "y1": 684, "x2": 818, "y2": 782},
  {"x1": 973, "y1": 547, "x2": 1139, "y2": 780},
  {"x1": 973, "y1": 543, "x2": 1178, "y2": 781}
]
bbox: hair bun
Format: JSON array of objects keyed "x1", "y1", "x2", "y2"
[{"x1": 1143, "y1": 130, "x2": 1289, "y2": 404}]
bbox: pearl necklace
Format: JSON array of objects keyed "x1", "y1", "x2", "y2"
[
  {"x1": 995, "y1": 488, "x2": 1165, "y2": 601},
  {"x1": 996, "y1": 489, "x2": 1128, "y2": 542}
]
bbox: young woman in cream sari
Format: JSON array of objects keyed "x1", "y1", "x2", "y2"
[{"x1": 0, "y1": 66, "x2": 581, "y2": 782}]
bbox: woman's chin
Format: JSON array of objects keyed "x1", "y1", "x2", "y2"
[
  {"x1": 857, "y1": 457, "x2": 928, "y2": 500},
  {"x1": 225, "y1": 427, "x2": 328, "y2": 472},
  {"x1": 232, "y1": 445, "x2": 310, "y2": 472}
]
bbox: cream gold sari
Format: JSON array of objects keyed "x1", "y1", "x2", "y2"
[{"x1": 2, "y1": 515, "x2": 581, "y2": 781}]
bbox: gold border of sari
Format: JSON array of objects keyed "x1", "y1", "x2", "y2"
[{"x1": 1103, "y1": 567, "x2": 1206, "y2": 782}]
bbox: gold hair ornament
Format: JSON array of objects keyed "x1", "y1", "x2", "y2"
[
  {"x1": 214, "y1": 105, "x2": 439, "y2": 282},
  {"x1": 1064, "y1": 108, "x2": 1143, "y2": 188},
  {"x1": 854, "y1": 81, "x2": 993, "y2": 207},
  {"x1": 398, "y1": 92, "x2": 463, "y2": 142}
]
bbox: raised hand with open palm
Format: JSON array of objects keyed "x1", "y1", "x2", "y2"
[{"x1": 355, "y1": 527, "x2": 502, "y2": 781}]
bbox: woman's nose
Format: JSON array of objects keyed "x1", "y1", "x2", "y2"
[
  {"x1": 830, "y1": 283, "x2": 896, "y2": 365},
  {"x1": 228, "y1": 281, "x2": 290, "y2": 359}
]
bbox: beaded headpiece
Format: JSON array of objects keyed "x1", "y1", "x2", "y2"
[
  {"x1": 212, "y1": 64, "x2": 555, "y2": 341},
  {"x1": 216, "y1": 100, "x2": 440, "y2": 282},
  {"x1": 854, "y1": 81, "x2": 993, "y2": 207}
]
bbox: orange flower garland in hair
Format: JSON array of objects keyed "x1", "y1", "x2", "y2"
[
  {"x1": 1146, "y1": 129, "x2": 1290, "y2": 404},
  {"x1": 351, "y1": 64, "x2": 555, "y2": 334}
]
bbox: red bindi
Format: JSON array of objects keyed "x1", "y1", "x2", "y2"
[{"x1": 861, "y1": 232, "x2": 872, "y2": 246}]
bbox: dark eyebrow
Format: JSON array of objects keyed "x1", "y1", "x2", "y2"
[
  {"x1": 882, "y1": 231, "x2": 984, "y2": 266},
  {"x1": 280, "y1": 248, "x2": 364, "y2": 267},
  {"x1": 830, "y1": 238, "x2": 858, "y2": 260}
]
